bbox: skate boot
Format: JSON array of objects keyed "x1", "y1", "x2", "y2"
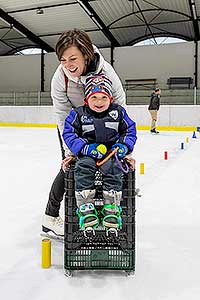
[
  {"x1": 77, "y1": 203, "x2": 99, "y2": 238},
  {"x1": 101, "y1": 204, "x2": 122, "y2": 237},
  {"x1": 42, "y1": 214, "x2": 64, "y2": 237},
  {"x1": 150, "y1": 128, "x2": 159, "y2": 134}
]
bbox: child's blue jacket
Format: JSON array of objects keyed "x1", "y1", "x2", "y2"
[{"x1": 62, "y1": 103, "x2": 137, "y2": 156}]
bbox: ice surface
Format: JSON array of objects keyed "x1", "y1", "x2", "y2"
[{"x1": 0, "y1": 127, "x2": 200, "y2": 300}]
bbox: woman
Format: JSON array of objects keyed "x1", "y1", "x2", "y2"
[{"x1": 42, "y1": 29, "x2": 126, "y2": 237}]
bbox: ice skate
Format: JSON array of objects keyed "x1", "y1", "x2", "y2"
[
  {"x1": 40, "y1": 230, "x2": 64, "y2": 243},
  {"x1": 41, "y1": 214, "x2": 64, "y2": 242},
  {"x1": 77, "y1": 203, "x2": 99, "y2": 237},
  {"x1": 150, "y1": 128, "x2": 159, "y2": 134},
  {"x1": 101, "y1": 204, "x2": 122, "y2": 237}
]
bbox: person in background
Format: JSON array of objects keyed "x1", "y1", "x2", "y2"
[
  {"x1": 62, "y1": 74, "x2": 137, "y2": 237},
  {"x1": 148, "y1": 88, "x2": 161, "y2": 134},
  {"x1": 42, "y1": 29, "x2": 128, "y2": 238}
]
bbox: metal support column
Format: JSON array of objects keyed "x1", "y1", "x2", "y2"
[
  {"x1": 41, "y1": 49, "x2": 45, "y2": 93},
  {"x1": 194, "y1": 40, "x2": 198, "y2": 104},
  {"x1": 194, "y1": 40, "x2": 198, "y2": 88},
  {"x1": 110, "y1": 45, "x2": 114, "y2": 67}
]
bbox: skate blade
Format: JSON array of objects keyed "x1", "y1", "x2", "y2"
[{"x1": 40, "y1": 231, "x2": 64, "y2": 243}]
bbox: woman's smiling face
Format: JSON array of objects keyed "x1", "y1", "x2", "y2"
[{"x1": 60, "y1": 46, "x2": 87, "y2": 77}]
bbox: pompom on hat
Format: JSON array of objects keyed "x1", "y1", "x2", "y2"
[{"x1": 84, "y1": 74, "x2": 113, "y2": 104}]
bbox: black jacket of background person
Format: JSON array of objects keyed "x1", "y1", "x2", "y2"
[{"x1": 148, "y1": 92, "x2": 160, "y2": 110}]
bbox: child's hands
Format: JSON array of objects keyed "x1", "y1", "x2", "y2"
[
  {"x1": 81, "y1": 143, "x2": 105, "y2": 159},
  {"x1": 112, "y1": 143, "x2": 128, "y2": 158}
]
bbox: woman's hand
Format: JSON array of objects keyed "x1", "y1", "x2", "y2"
[
  {"x1": 61, "y1": 156, "x2": 74, "y2": 171},
  {"x1": 125, "y1": 155, "x2": 136, "y2": 170}
]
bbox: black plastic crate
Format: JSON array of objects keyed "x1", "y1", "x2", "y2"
[{"x1": 64, "y1": 163, "x2": 136, "y2": 275}]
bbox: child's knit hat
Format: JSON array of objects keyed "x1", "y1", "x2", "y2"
[{"x1": 84, "y1": 74, "x2": 113, "y2": 103}]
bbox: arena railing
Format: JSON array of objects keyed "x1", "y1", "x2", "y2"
[{"x1": 0, "y1": 89, "x2": 200, "y2": 105}]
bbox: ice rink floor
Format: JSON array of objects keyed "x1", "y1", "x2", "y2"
[{"x1": 0, "y1": 127, "x2": 200, "y2": 300}]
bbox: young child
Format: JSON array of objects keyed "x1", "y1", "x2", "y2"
[{"x1": 62, "y1": 74, "x2": 137, "y2": 236}]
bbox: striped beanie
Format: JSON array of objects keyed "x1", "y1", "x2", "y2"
[{"x1": 84, "y1": 74, "x2": 113, "y2": 103}]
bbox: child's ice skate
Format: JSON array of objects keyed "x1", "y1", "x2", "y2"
[
  {"x1": 101, "y1": 204, "x2": 122, "y2": 238},
  {"x1": 77, "y1": 203, "x2": 99, "y2": 238}
]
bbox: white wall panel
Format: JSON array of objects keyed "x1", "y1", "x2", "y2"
[{"x1": 0, "y1": 105, "x2": 199, "y2": 127}]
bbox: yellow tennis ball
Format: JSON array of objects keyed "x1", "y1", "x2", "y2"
[{"x1": 96, "y1": 144, "x2": 107, "y2": 155}]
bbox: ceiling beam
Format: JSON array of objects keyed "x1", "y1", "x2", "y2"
[
  {"x1": 0, "y1": 38, "x2": 17, "y2": 53},
  {"x1": 134, "y1": 0, "x2": 157, "y2": 44},
  {"x1": 127, "y1": 33, "x2": 191, "y2": 46},
  {"x1": 77, "y1": 0, "x2": 120, "y2": 46},
  {"x1": 109, "y1": 8, "x2": 191, "y2": 28},
  {"x1": 7, "y1": 2, "x2": 77, "y2": 14},
  {"x1": 0, "y1": 8, "x2": 54, "y2": 52}
]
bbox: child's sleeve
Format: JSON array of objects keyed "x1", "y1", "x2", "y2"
[
  {"x1": 62, "y1": 109, "x2": 86, "y2": 155},
  {"x1": 118, "y1": 107, "x2": 137, "y2": 153}
]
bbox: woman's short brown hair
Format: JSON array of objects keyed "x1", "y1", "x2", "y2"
[{"x1": 56, "y1": 29, "x2": 95, "y2": 64}]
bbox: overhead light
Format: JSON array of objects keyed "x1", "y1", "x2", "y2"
[
  {"x1": 192, "y1": 4, "x2": 197, "y2": 20},
  {"x1": 76, "y1": 0, "x2": 102, "y2": 29},
  {"x1": 36, "y1": 8, "x2": 44, "y2": 15},
  {"x1": 91, "y1": 16, "x2": 103, "y2": 30},
  {"x1": 76, "y1": 0, "x2": 92, "y2": 16}
]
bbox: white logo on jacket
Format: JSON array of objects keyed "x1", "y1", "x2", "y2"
[
  {"x1": 109, "y1": 110, "x2": 118, "y2": 120},
  {"x1": 81, "y1": 115, "x2": 93, "y2": 124}
]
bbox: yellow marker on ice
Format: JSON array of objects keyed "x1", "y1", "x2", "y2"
[
  {"x1": 140, "y1": 163, "x2": 144, "y2": 174},
  {"x1": 41, "y1": 239, "x2": 51, "y2": 268},
  {"x1": 186, "y1": 137, "x2": 189, "y2": 143}
]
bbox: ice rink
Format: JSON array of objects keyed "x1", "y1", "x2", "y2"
[{"x1": 0, "y1": 126, "x2": 200, "y2": 300}]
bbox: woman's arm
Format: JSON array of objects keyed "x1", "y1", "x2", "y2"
[
  {"x1": 62, "y1": 109, "x2": 86, "y2": 155},
  {"x1": 51, "y1": 66, "x2": 73, "y2": 134},
  {"x1": 103, "y1": 61, "x2": 126, "y2": 107}
]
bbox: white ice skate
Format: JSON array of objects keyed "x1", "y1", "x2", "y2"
[{"x1": 41, "y1": 214, "x2": 64, "y2": 242}]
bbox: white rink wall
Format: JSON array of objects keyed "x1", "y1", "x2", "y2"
[
  {"x1": 0, "y1": 106, "x2": 56, "y2": 124},
  {"x1": 126, "y1": 105, "x2": 200, "y2": 127},
  {"x1": 0, "y1": 105, "x2": 200, "y2": 127}
]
